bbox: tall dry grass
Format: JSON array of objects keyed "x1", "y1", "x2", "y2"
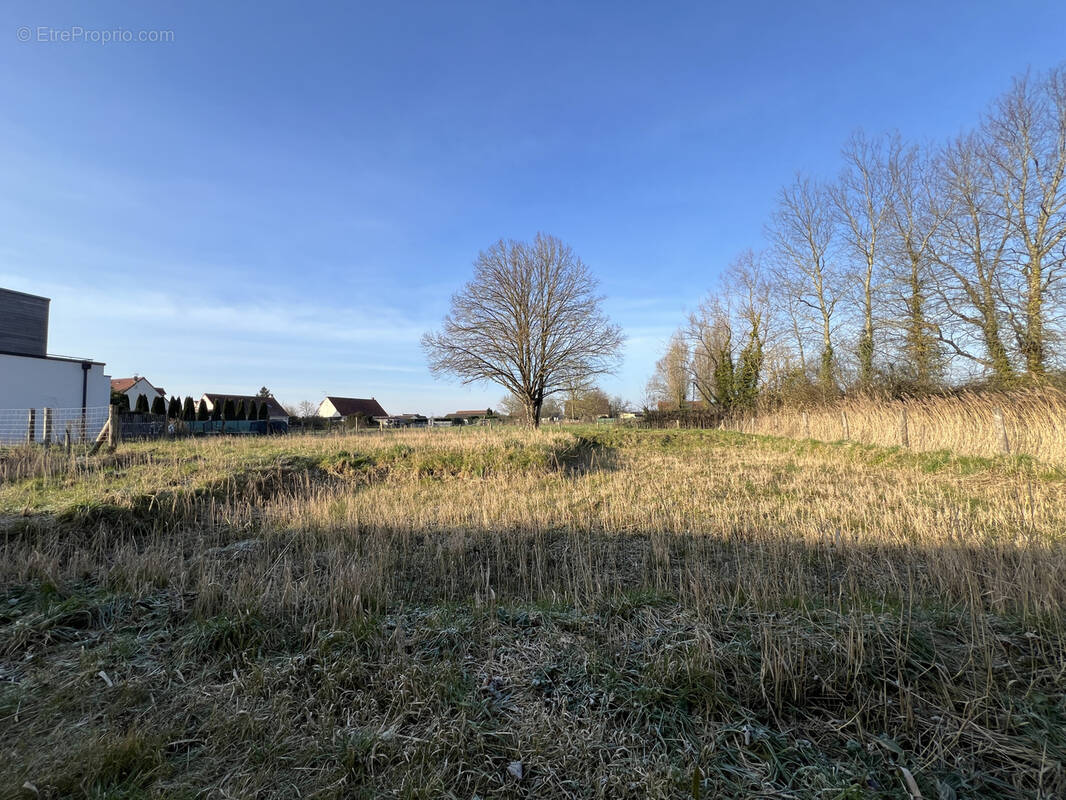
[
  {"x1": 735, "y1": 387, "x2": 1066, "y2": 462},
  {"x1": 1, "y1": 427, "x2": 1064, "y2": 797}
]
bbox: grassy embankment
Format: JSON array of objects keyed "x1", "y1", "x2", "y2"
[{"x1": 1, "y1": 426, "x2": 1064, "y2": 798}]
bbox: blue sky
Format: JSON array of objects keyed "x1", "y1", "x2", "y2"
[{"x1": 2, "y1": 1, "x2": 1063, "y2": 414}]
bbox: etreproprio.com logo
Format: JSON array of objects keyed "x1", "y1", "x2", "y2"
[{"x1": 17, "y1": 25, "x2": 175, "y2": 44}]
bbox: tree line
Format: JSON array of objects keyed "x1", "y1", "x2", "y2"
[
  {"x1": 498, "y1": 384, "x2": 629, "y2": 422},
  {"x1": 115, "y1": 392, "x2": 271, "y2": 422},
  {"x1": 648, "y1": 64, "x2": 1066, "y2": 412}
]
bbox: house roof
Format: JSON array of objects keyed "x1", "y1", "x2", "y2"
[
  {"x1": 447, "y1": 409, "x2": 490, "y2": 418},
  {"x1": 112, "y1": 377, "x2": 165, "y2": 395},
  {"x1": 202, "y1": 393, "x2": 289, "y2": 418},
  {"x1": 323, "y1": 396, "x2": 387, "y2": 418}
]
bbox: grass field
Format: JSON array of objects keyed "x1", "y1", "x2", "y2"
[{"x1": 1, "y1": 427, "x2": 1064, "y2": 798}]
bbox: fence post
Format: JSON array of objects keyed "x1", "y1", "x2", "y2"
[
  {"x1": 840, "y1": 410, "x2": 850, "y2": 440},
  {"x1": 26, "y1": 409, "x2": 36, "y2": 444},
  {"x1": 993, "y1": 407, "x2": 1010, "y2": 454},
  {"x1": 899, "y1": 408, "x2": 909, "y2": 448},
  {"x1": 43, "y1": 407, "x2": 54, "y2": 445},
  {"x1": 108, "y1": 405, "x2": 121, "y2": 449},
  {"x1": 802, "y1": 411, "x2": 810, "y2": 439}
]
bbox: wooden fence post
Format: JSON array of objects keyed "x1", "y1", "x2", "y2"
[
  {"x1": 42, "y1": 407, "x2": 54, "y2": 445},
  {"x1": 802, "y1": 411, "x2": 810, "y2": 439},
  {"x1": 108, "y1": 405, "x2": 121, "y2": 449},
  {"x1": 26, "y1": 409, "x2": 36, "y2": 444},
  {"x1": 993, "y1": 407, "x2": 1010, "y2": 454},
  {"x1": 840, "y1": 410, "x2": 850, "y2": 440},
  {"x1": 899, "y1": 408, "x2": 909, "y2": 448}
]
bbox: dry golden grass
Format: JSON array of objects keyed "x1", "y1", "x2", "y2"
[
  {"x1": 1, "y1": 427, "x2": 1063, "y2": 798},
  {"x1": 734, "y1": 387, "x2": 1066, "y2": 463}
]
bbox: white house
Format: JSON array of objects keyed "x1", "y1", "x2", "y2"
[
  {"x1": 111, "y1": 376, "x2": 166, "y2": 409},
  {"x1": 316, "y1": 396, "x2": 388, "y2": 420},
  {"x1": 0, "y1": 287, "x2": 111, "y2": 441},
  {"x1": 0, "y1": 352, "x2": 111, "y2": 411}
]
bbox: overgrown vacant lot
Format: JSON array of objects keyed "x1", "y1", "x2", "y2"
[{"x1": 1, "y1": 428, "x2": 1064, "y2": 799}]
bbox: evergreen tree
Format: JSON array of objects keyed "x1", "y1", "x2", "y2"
[
  {"x1": 168, "y1": 396, "x2": 181, "y2": 419},
  {"x1": 211, "y1": 400, "x2": 222, "y2": 421},
  {"x1": 223, "y1": 398, "x2": 236, "y2": 420},
  {"x1": 151, "y1": 395, "x2": 166, "y2": 415},
  {"x1": 196, "y1": 401, "x2": 209, "y2": 421},
  {"x1": 247, "y1": 401, "x2": 259, "y2": 422},
  {"x1": 258, "y1": 402, "x2": 269, "y2": 421},
  {"x1": 235, "y1": 400, "x2": 247, "y2": 421},
  {"x1": 182, "y1": 396, "x2": 196, "y2": 421},
  {"x1": 111, "y1": 391, "x2": 130, "y2": 412},
  {"x1": 134, "y1": 393, "x2": 150, "y2": 414}
]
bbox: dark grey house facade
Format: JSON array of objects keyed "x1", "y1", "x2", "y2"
[{"x1": 0, "y1": 287, "x2": 50, "y2": 357}]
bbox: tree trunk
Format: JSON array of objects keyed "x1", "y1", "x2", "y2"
[
  {"x1": 981, "y1": 280, "x2": 1014, "y2": 384},
  {"x1": 1023, "y1": 261, "x2": 1046, "y2": 379},
  {"x1": 904, "y1": 255, "x2": 934, "y2": 387},
  {"x1": 858, "y1": 259, "x2": 875, "y2": 389},
  {"x1": 819, "y1": 308, "x2": 835, "y2": 394},
  {"x1": 524, "y1": 392, "x2": 542, "y2": 429}
]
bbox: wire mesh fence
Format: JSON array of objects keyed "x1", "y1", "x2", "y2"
[{"x1": 0, "y1": 406, "x2": 109, "y2": 446}]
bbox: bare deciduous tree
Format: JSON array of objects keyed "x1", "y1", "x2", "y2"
[
  {"x1": 541, "y1": 395, "x2": 563, "y2": 419},
  {"x1": 500, "y1": 393, "x2": 562, "y2": 421},
  {"x1": 726, "y1": 251, "x2": 772, "y2": 407},
  {"x1": 688, "y1": 298, "x2": 734, "y2": 408},
  {"x1": 770, "y1": 175, "x2": 843, "y2": 394},
  {"x1": 832, "y1": 131, "x2": 892, "y2": 388},
  {"x1": 933, "y1": 133, "x2": 1016, "y2": 383},
  {"x1": 565, "y1": 386, "x2": 611, "y2": 420},
  {"x1": 498, "y1": 393, "x2": 525, "y2": 419},
  {"x1": 985, "y1": 66, "x2": 1066, "y2": 378},
  {"x1": 646, "y1": 330, "x2": 691, "y2": 410},
  {"x1": 422, "y1": 234, "x2": 623, "y2": 428},
  {"x1": 882, "y1": 135, "x2": 946, "y2": 389}
]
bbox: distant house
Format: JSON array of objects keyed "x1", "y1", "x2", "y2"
[
  {"x1": 0, "y1": 287, "x2": 110, "y2": 423},
  {"x1": 200, "y1": 392, "x2": 289, "y2": 421},
  {"x1": 317, "y1": 396, "x2": 387, "y2": 422},
  {"x1": 445, "y1": 409, "x2": 492, "y2": 425},
  {"x1": 378, "y1": 413, "x2": 428, "y2": 428},
  {"x1": 111, "y1": 376, "x2": 166, "y2": 408}
]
